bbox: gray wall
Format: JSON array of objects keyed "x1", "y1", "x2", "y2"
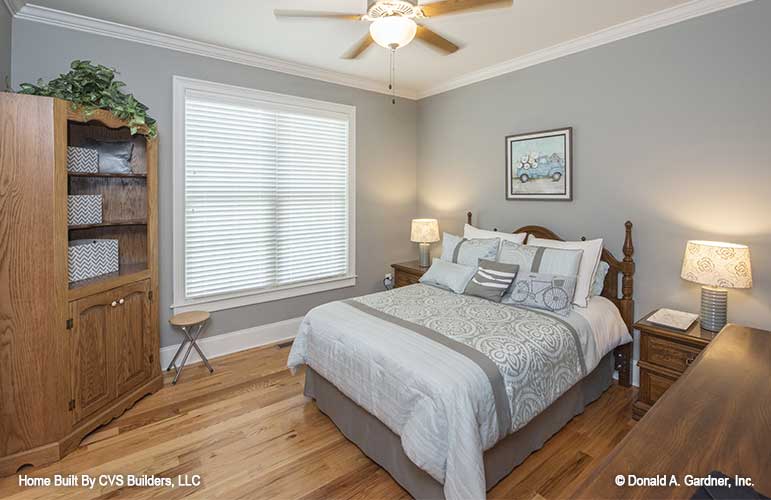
[
  {"x1": 0, "y1": 5, "x2": 10, "y2": 87},
  {"x1": 12, "y1": 20, "x2": 417, "y2": 347},
  {"x1": 9, "y1": 1, "x2": 770, "y2": 355},
  {"x1": 417, "y1": 0, "x2": 771, "y2": 340}
]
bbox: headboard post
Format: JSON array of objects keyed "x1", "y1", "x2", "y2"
[
  {"x1": 620, "y1": 221, "x2": 635, "y2": 331},
  {"x1": 467, "y1": 211, "x2": 472, "y2": 225},
  {"x1": 615, "y1": 221, "x2": 635, "y2": 388}
]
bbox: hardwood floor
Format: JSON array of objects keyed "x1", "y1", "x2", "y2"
[{"x1": 0, "y1": 344, "x2": 636, "y2": 499}]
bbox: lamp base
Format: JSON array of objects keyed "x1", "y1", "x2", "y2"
[
  {"x1": 700, "y1": 286, "x2": 727, "y2": 332},
  {"x1": 418, "y1": 243, "x2": 431, "y2": 268}
]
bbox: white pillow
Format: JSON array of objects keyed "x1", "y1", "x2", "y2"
[
  {"x1": 464, "y1": 224, "x2": 527, "y2": 245},
  {"x1": 527, "y1": 236, "x2": 603, "y2": 308}
]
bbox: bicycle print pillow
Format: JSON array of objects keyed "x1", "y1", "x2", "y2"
[{"x1": 502, "y1": 271, "x2": 578, "y2": 316}]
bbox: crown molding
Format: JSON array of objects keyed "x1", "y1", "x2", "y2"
[
  {"x1": 11, "y1": 0, "x2": 754, "y2": 101},
  {"x1": 13, "y1": 4, "x2": 419, "y2": 99},
  {"x1": 417, "y1": 0, "x2": 756, "y2": 99},
  {"x1": 3, "y1": 0, "x2": 21, "y2": 16}
]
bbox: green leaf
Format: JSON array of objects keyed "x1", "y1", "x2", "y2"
[{"x1": 16, "y1": 59, "x2": 157, "y2": 138}]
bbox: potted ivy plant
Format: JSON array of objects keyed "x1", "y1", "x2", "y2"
[{"x1": 17, "y1": 60, "x2": 157, "y2": 137}]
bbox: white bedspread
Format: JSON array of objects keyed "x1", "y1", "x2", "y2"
[
  {"x1": 575, "y1": 295, "x2": 634, "y2": 364},
  {"x1": 287, "y1": 286, "x2": 630, "y2": 500}
]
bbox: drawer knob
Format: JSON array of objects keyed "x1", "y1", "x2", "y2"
[
  {"x1": 111, "y1": 301, "x2": 117, "y2": 307},
  {"x1": 119, "y1": 298, "x2": 125, "y2": 305}
]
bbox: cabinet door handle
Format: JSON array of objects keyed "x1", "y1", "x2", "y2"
[
  {"x1": 111, "y1": 301, "x2": 118, "y2": 307},
  {"x1": 119, "y1": 298, "x2": 125, "y2": 305}
]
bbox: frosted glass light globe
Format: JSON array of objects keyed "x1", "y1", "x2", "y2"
[{"x1": 369, "y1": 16, "x2": 417, "y2": 49}]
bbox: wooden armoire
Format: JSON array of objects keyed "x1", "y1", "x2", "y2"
[{"x1": 0, "y1": 94, "x2": 161, "y2": 475}]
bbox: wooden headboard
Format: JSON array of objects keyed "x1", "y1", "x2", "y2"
[{"x1": 466, "y1": 211, "x2": 635, "y2": 386}]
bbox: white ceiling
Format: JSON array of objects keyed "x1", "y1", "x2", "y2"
[{"x1": 12, "y1": 0, "x2": 731, "y2": 97}]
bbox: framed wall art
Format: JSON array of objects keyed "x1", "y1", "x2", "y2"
[{"x1": 505, "y1": 127, "x2": 572, "y2": 200}]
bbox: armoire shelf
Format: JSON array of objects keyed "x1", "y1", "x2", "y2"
[
  {"x1": 68, "y1": 219, "x2": 148, "y2": 230},
  {"x1": 68, "y1": 263, "x2": 149, "y2": 294},
  {"x1": 68, "y1": 172, "x2": 147, "y2": 179}
]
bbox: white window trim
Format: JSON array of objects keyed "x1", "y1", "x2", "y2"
[{"x1": 172, "y1": 76, "x2": 356, "y2": 314}]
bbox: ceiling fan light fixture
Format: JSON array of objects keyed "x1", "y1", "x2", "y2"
[{"x1": 369, "y1": 16, "x2": 417, "y2": 49}]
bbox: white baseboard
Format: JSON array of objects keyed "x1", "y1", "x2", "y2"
[{"x1": 160, "y1": 316, "x2": 302, "y2": 369}]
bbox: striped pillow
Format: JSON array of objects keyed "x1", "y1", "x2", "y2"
[
  {"x1": 464, "y1": 259, "x2": 519, "y2": 302},
  {"x1": 441, "y1": 232, "x2": 499, "y2": 268}
]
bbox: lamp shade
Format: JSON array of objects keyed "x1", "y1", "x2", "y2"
[
  {"x1": 411, "y1": 219, "x2": 440, "y2": 243},
  {"x1": 369, "y1": 16, "x2": 417, "y2": 49},
  {"x1": 680, "y1": 240, "x2": 752, "y2": 289}
]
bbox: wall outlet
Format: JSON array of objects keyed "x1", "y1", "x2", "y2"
[{"x1": 383, "y1": 273, "x2": 393, "y2": 290}]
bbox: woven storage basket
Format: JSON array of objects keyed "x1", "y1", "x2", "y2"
[
  {"x1": 67, "y1": 146, "x2": 99, "y2": 173},
  {"x1": 68, "y1": 239, "x2": 119, "y2": 282},
  {"x1": 67, "y1": 195, "x2": 103, "y2": 225}
]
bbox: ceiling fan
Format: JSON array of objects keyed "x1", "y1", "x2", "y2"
[{"x1": 274, "y1": 0, "x2": 514, "y2": 59}]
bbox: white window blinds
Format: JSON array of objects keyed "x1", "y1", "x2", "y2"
[{"x1": 182, "y1": 88, "x2": 353, "y2": 301}]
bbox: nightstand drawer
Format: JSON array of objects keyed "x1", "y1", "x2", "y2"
[
  {"x1": 395, "y1": 271, "x2": 421, "y2": 288},
  {"x1": 639, "y1": 366, "x2": 677, "y2": 405},
  {"x1": 641, "y1": 334, "x2": 702, "y2": 373}
]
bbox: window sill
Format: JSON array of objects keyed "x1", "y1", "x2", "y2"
[{"x1": 172, "y1": 275, "x2": 357, "y2": 314}]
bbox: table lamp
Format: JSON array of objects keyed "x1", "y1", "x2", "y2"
[
  {"x1": 680, "y1": 240, "x2": 752, "y2": 332},
  {"x1": 411, "y1": 219, "x2": 440, "y2": 267}
]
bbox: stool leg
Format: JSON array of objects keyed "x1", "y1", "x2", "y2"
[
  {"x1": 188, "y1": 321, "x2": 214, "y2": 374},
  {"x1": 172, "y1": 327, "x2": 196, "y2": 385},
  {"x1": 166, "y1": 339, "x2": 187, "y2": 372}
]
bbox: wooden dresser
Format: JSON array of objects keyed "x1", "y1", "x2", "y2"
[
  {"x1": 574, "y1": 324, "x2": 771, "y2": 499},
  {"x1": 0, "y1": 94, "x2": 161, "y2": 476},
  {"x1": 391, "y1": 260, "x2": 428, "y2": 288},
  {"x1": 633, "y1": 310, "x2": 717, "y2": 420}
]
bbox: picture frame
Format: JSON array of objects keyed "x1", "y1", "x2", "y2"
[{"x1": 505, "y1": 127, "x2": 572, "y2": 201}]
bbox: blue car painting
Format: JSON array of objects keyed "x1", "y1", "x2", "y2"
[
  {"x1": 515, "y1": 152, "x2": 565, "y2": 183},
  {"x1": 506, "y1": 128, "x2": 571, "y2": 200}
]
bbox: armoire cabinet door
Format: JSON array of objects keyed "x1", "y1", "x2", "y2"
[
  {"x1": 71, "y1": 290, "x2": 118, "y2": 423},
  {"x1": 113, "y1": 280, "x2": 152, "y2": 395}
]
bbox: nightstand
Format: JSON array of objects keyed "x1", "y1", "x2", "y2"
[
  {"x1": 391, "y1": 260, "x2": 428, "y2": 288},
  {"x1": 632, "y1": 309, "x2": 718, "y2": 420}
]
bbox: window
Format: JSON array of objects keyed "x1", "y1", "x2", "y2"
[{"x1": 172, "y1": 77, "x2": 355, "y2": 312}]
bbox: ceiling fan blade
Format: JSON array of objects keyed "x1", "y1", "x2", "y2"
[
  {"x1": 274, "y1": 10, "x2": 364, "y2": 21},
  {"x1": 419, "y1": 0, "x2": 513, "y2": 18},
  {"x1": 415, "y1": 25, "x2": 459, "y2": 54},
  {"x1": 342, "y1": 33, "x2": 375, "y2": 59}
]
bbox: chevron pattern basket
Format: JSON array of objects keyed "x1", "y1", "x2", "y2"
[
  {"x1": 68, "y1": 195, "x2": 103, "y2": 225},
  {"x1": 68, "y1": 239, "x2": 119, "y2": 282},
  {"x1": 67, "y1": 146, "x2": 99, "y2": 173}
]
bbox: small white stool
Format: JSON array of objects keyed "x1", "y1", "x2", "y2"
[{"x1": 167, "y1": 311, "x2": 214, "y2": 384}]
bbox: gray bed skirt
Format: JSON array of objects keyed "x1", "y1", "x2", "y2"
[{"x1": 304, "y1": 352, "x2": 614, "y2": 499}]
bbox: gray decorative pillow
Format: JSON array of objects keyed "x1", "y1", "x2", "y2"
[
  {"x1": 419, "y1": 259, "x2": 476, "y2": 294},
  {"x1": 503, "y1": 272, "x2": 577, "y2": 316},
  {"x1": 441, "y1": 232, "x2": 499, "y2": 268},
  {"x1": 498, "y1": 241, "x2": 583, "y2": 276},
  {"x1": 85, "y1": 139, "x2": 134, "y2": 174},
  {"x1": 464, "y1": 259, "x2": 519, "y2": 302}
]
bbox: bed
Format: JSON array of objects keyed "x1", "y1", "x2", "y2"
[{"x1": 288, "y1": 213, "x2": 635, "y2": 500}]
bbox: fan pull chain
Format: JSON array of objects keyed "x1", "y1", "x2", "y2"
[{"x1": 389, "y1": 47, "x2": 396, "y2": 105}]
